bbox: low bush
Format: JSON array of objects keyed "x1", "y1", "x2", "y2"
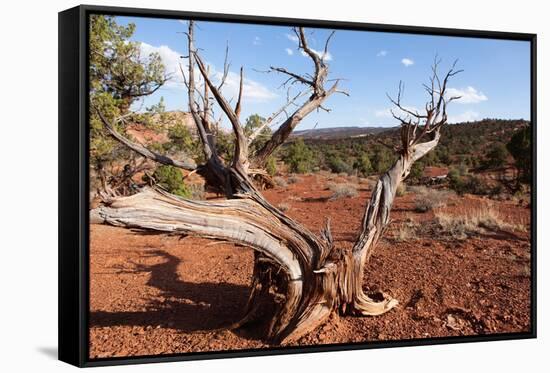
[
  {"x1": 328, "y1": 183, "x2": 358, "y2": 200},
  {"x1": 265, "y1": 156, "x2": 277, "y2": 176},
  {"x1": 434, "y1": 205, "x2": 522, "y2": 239},
  {"x1": 394, "y1": 217, "x2": 418, "y2": 242},
  {"x1": 288, "y1": 175, "x2": 301, "y2": 184},
  {"x1": 396, "y1": 183, "x2": 407, "y2": 197},
  {"x1": 152, "y1": 165, "x2": 191, "y2": 198},
  {"x1": 448, "y1": 171, "x2": 499, "y2": 196},
  {"x1": 413, "y1": 187, "x2": 454, "y2": 212},
  {"x1": 273, "y1": 176, "x2": 288, "y2": 188},
  {"x1": 326, "y1": 155, "x2": 353, "y2": 175}
]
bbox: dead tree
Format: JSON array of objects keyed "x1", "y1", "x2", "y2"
[{"x1": 91, "y1": 23, "x2": 461, "y2": 343}]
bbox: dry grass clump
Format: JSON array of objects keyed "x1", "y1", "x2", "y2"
[
  {"x1": 347, "y1": 175, "x2": 359, "y2": 184},
  {"x1": 394, "y1": 216, "x2": 419, "y2": 242},
  {"x1": 435, "y1": 205, "x2": 524, "y2": 239},
  {"x1": 188, "y1": 183, "x2": 206, "y2": 200},
  {"x1": 412, "y1": 186, "x2": 455, "y2": 212},
  {"x1": 396, "y1": 183, "x2": 407, "y2": 197},
  {"x1": 273, "y1": 176, "x2": 288, "y2": 188},
  {"x1": 288, "y1": 175, "x2": 301, "y2": 184},
  {"x1": 359, "y1": 177, "x2": 377, "y2": 190},
  {"x1": 328, "y1": 183, "x2": 358, "y2": 200}
]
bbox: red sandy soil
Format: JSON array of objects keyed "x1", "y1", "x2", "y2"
[
  {"x1": 423, "y1": 166, "x2": 448, "y2": 178},
  {"x1": 89, "y1": 175, "x2": 531, "y2": 358}
]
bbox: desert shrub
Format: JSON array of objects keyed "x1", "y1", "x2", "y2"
[
  {"x1": 413, "y1": 187, "x2": 454, "y2": 212},
  {"x1": 481, "y1": 142, "x2": 509, "y2": 169},
  {"x1": 395, "y1": 183, "x2": 407, "y2": 197},
  {"x1": 244, "y1": 114, "x2": 271, "y2": 153},
  {"x1": 328, "y1": 183, "x2": 358, "y2": 200},
  {"x1": 152, "y1": 165, "x2": 191, "y2": 198},
  {"x1": 288, "y1": 175, "x2": 301, "y2": 184},
  {"x1": 371, "y1": 145, "x2": 394, "y2": 173},
  {"x1": 166, "y1": 122, "x2": 198, "y2": 156},
  {"x1": 283, "y1": 139, "x2": 314, "y2": 174},
  {"x1": 353, "y1": 153, "x2": 372, "y2": 176},
  {"x1": 435, "y1": 146, "x2": 451, "y2": 165},
  {"x1": 448, "y1": 168, "x2": 493, "y2": 196},
  {"x1": 273, "y1": 176, "x2": 288, "y2": 188},
  {"x1": 347, "y1": 175, "x2": 359, "y2": 184},
  {"x1": 435, "y1": 206, "x2": 519, "y2": 239},
  {"x1": 408, "y1": 162, "x2": 425, "y2": 184},
  {"x1": 265, "y1": 156, "x2": 277, "y2": 176},
  {"x1": 327, "y1": 155, "x2": 353, "y2": 175},
  {"x1": 511, "y1": 185, "x2": 531, "y2": 206},
  {"x1": 394, "y1": 217, "x2": 418, "y2": 242},
  {"x1": 507, "y1": 125, "x2": 531, "y2": 182},
  {"x1": 215, "y1": 130, "x2": 235, "y2": 161}
]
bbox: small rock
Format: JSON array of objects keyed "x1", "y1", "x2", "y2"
[{"x1": 446, "y1": 314, "x2": 463, "y2": 331}]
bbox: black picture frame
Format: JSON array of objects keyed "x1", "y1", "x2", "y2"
[{"x1": 58, "y1": 4, "x2": 537, "y2": 367}]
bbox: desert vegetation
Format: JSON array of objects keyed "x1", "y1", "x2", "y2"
[{"x1": 87, "y1": 15, "x2": 532, "y2": 358}]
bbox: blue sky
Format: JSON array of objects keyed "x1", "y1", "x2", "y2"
[{"x1": 115, "y1": 16, "x2": 531, "y2": 129}]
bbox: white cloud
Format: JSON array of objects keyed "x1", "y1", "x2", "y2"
[
  {"x1": 448, "y1": 110, "x2": 480, "y2": 123},
  {"x1": 286, "y1": 33, "x2": 299, "y2": 43},
  {"x1": 299, "y1": 49, "x2": 333, "y2": 61},
  {"x1": 215, "y1": 71, "x2": 278, "y2": 102},
  {"x1": 377, "y1": 50, "x2": 388, "y2": 57},
  {"x1": 178, "y1": 20, "x2": 186, "y2": 24},
  {"x1": 139, "y1": 42, "x2": 276, "y2": 102},
  {"x1": 446, "y1": 86, "x2": 488, "y2": 104},
  {"x1": 401, "y1": 58, "x2": 414, "y2": 67},
  {"x1": 375, "y1": 109, "x2": 393, "y2": 118},
  {"x1": 253, "y1": 36, "x2": 261, "y2": 46},
  {"x1": 140, "y1": 42, "x2": 184, "y2": 87},
  {"x1": 285, "y1": 48, "x2": 294, "y2": 56}
]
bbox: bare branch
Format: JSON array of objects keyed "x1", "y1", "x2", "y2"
[
  {"x1": 184, "y1": 22, "x2": 215, "y2": 161},
  {"x1": 235, "y1": 67, "x2": 244, "y2": 120},
  {"x1": 387, "y1": 58, "x2": 462, "y2": 151},
  {"x1": 252, "y1": 27, "x2": 338, "y2": 165},
  {"x1": 323, "y1": 31, "x2": 336, "y2": 58},
  {"x1": 193, "y1": 50, "x2": 249, "y2": 169},
  {"x1": 269, "y1": 66, "x2": 314, "y2": 87},
  {"x1": 94, "y1": 106, "x2": 196, "y2": 171},
  {"x1": 248, "y1": 89, "x2": 310, "y2": 143}
]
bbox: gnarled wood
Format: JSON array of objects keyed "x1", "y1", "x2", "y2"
[{"x1": 92, "y1": 20, "x2": 461, "y2": 344}]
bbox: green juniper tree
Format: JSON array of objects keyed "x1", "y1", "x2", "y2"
[
  {"x1": 507, "y1": 125, "x2": 532, "y2": 183},
  {"x1": 89, "y1": 15, "x2": 168, "y2": 197}
]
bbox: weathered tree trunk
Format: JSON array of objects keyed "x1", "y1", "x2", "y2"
[
  {"x1": 91, "y1": 19, "x2": 460, "y2": 343},
  {"x1": 90, "y1": 135, "x2": 439, "y2": 343}
]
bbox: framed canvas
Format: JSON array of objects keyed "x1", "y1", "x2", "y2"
[{"x1": 58, "y1": 4, "x2": 537, "y2": 367}]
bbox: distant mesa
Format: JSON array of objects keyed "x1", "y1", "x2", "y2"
[{"x1": 292, "y1": 126, "x2": 392, "y2": 140}]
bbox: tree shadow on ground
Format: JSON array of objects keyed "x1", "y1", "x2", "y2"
[{"x1": 89, "y1": 249, "x2": 263, "y2": 340}]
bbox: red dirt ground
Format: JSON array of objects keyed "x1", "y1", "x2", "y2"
[{"x1": 89, "y1": 174, "x2": 531, "y2": 358}]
